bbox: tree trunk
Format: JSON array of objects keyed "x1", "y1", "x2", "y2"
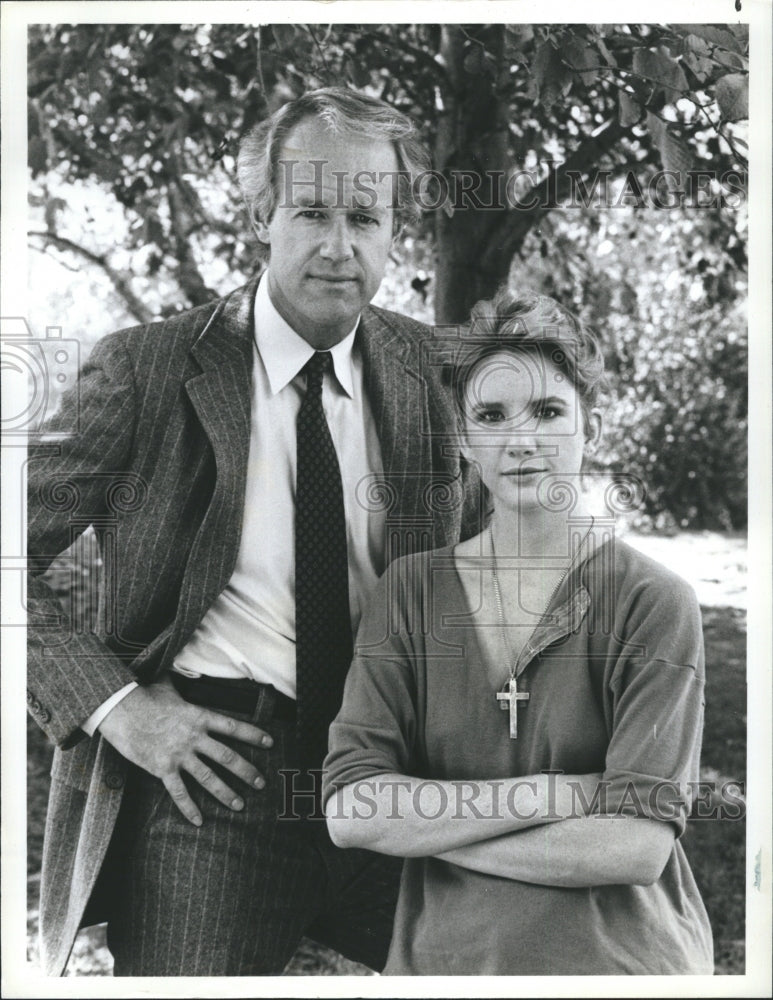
[
  {"x1": 167, "y1": 181, "x2": 215, "y2": 306},
  {"x1": 433, "y1": 26, "x2": 512, "y2": 326},
  {"x1": 433, "y1": 26, "x2": 628, "y2": 325}
]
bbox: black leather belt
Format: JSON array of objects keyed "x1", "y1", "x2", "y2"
[{"x1": 171, "y1": 672, "x2": 296, "y2": 722}]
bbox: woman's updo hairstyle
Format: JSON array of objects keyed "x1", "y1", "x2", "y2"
[{"x1": 450, "y1": 286, "x2": 607, "y2": 436}]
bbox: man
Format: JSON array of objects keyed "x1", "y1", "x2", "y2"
[{"x1": 27, "y1": 88, "x2": 480, "y2": 976}]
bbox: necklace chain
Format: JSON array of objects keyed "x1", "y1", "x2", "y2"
[{"x1": 489, "y1": 519, "x2": 593, "y2": 683}]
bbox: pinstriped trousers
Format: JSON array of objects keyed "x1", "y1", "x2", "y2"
[{"x1": 99, "y1": 686, "x2": 402, "y2": 976}]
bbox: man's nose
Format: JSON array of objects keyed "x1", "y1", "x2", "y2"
[{"x1": 320, "y1": 218, "x2": 355, "y2": 261}]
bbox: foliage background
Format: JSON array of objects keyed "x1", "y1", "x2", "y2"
[
  {"x1": 24, "y1": 19, "x2": 749, "y2": 978},
  {"x1": 28, "y1": 20, "x2": 749, "y2": 530}
]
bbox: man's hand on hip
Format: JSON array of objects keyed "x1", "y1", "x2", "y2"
[{"x1": 97, "y1": 677, "x2": 273, "y2": 826}]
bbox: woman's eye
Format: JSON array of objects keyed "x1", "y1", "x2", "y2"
[
  {"x1": 353, "y1": 213, "x2": 379, "y2": 227},
  {"x1": 537, "y1": 406, "x2": 561, "y2": 420},
  {"x1": 299, "y1": 209, "x2": 324, "y2": 219},
  {"x1": 476, "y1": 408, "x2": 505, "y2": 424}
]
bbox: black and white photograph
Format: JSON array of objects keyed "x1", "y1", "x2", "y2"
[{"x1": 2, "y1": 1, "x2": 770, "y2": 994}]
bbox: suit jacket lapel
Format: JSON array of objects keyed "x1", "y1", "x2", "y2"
[
  {"x1": 360, "y1": 308, "x2": 440, "y2": 552},
  {"x1": 168, "y1": 276, "x2": 259, "y2": 659},
  {"x1": 168, "y1": 289, "x2": 461, "y2": 663}
]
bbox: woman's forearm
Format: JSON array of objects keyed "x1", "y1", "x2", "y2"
[
  {"x1": 436, "y1": 816, "x2": 676, "y2": 887},
  {"x1": 325, "y1": 771, "x2": 600, "y2": 856}
]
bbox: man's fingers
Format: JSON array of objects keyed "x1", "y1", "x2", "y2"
[
  {"x1": 186, "y1": 758, "x2": 248, "y2": 812},
  {"x1": 199, "y1": 735, "x2": 266, "y2": 790},
  {"x1": 163, "y1": 774, "x2": 203, "y2": 827},
  {"x1": 203, "y1": 710, "x2": 274, "y2": 749},
  {"x1": 99, "y1": 684, "x2": 275, "y2": 821}
]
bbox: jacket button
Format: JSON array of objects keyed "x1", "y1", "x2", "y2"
[
  {"x1": 105, "y1": 773, "x2": 124, "y2": 790},
  {"x1": 39, "y1": 709, "x2": 51, "y2": 724}
]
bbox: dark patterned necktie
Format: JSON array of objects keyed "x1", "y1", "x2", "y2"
[{"x1": 295, "y1": 351, "x2": 352, "y2": 776}]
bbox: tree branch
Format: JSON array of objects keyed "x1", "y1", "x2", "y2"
[
  {"x1": 255, "y1": 26, "x2": 268, "y2": 112},
  {"x1": 359, "y1": 28, "x2": 449, "y2": 87},
  {"x1": 482, "y1": 119, "x2": 627, "y2": 269},
  {"x1": 304, "y1": 25, "x2": 332, "y2": 81},
  {"x1": 28, "y1": 230, "x2": 153, "y2": 324}
]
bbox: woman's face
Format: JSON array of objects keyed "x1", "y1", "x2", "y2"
[{"x1": 460, "y1": 349, "x2": 601, "y2": 514}]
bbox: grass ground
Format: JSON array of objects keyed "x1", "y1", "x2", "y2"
[{"x1": 26, "y1": 530, "x2": 747, "y2": 976}]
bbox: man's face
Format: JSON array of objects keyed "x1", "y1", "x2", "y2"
[{"x1": 256, "y1": 117, "x2": 400, "y2": 349}]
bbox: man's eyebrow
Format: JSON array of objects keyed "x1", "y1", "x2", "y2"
[
  {"x1": 294, "y1": 192, "x2": 328, "y2": 208},
  {"x1": 350, "y1": 195, "x2": 388, "y2": 214},
  {"x1": 351, "y1": 205, "x2": 388, "y2": 216},
  {"x1": 292, "y1": 191, "x2": 390, "y2": 215}
]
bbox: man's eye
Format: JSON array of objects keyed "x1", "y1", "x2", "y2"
[{"x1": 299, "y1": 209, "x2": 325, "y2": 219}]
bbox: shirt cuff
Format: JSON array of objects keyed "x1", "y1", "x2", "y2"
[{"x1": 81, "y1": 682, "x2": 139, "y2": 736}]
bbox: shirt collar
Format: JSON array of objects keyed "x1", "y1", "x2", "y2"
[{"x1": 254, "y1": 272, "x2": 358, "y2": 397}]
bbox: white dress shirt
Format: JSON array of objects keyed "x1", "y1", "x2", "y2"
[{"x1": 84, "y1": 274, "x2": 386, "y2": 733}]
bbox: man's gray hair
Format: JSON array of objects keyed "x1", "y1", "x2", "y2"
[{"x1": 237, "y1": 87, "x2": 430, "y2": 257}]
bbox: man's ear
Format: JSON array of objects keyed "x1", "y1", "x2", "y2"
[
  {"x1": 255, "y1": 218, "x2": 271, "y2": 244},
  {"x1": 584, "y1": 409, "x2": 603, "y2": 454}
]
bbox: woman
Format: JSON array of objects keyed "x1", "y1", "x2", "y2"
[{"x1": 322, "y1": 289, "x2": 713, "y2": 975}]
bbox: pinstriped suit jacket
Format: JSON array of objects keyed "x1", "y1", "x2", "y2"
[{"x1": 26, "y1": 274, "x2": 481, "y2": 975}]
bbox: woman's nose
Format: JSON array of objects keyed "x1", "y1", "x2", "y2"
[
  {"x1": 504, "y1": 420, "x2": 540, "y2": 455},
  {"x1": 505, "y1": 437, "x2": 538, "y2": 456}
]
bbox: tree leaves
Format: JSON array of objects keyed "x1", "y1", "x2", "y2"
[
  {"x1": 530, "y1": 40, "x2": 567, "y2": 108},
  {"x1": 271, "y1": 24, "x2": 297, "y2": 50},
  {"x1": 27, "y1": 21, "x2": 749, "y2": 324},
  {"x1": 715, "y1": 73, "x2": 748, "y2": 122},
  {"x1": 618, "y1": 91, "x2": 642, "y2": 127},
  {"x1": 670, "y1": 24, "x2": 744, "y2": 53},
  {"x1": 632, "y1": 46, "x2": 689, "y2": 104},
  {"x1": 593, "y1": 35, "x2": 618, "y2": 68},
  {"x1": 682, "y1": 48, "x2": 717, "y2": 84},
  {"x1": 563, "y1": 38, "x2": 598, "y2": 86},
  {"x1": 462, "y1": 44, "x2": 497, "y2": 78},
  {"x1": 344, "y1": 56, "x2": 371, "y2": 88},
  {"x1": 646, "y1": 112, "x2": 693, "y2": 174}
]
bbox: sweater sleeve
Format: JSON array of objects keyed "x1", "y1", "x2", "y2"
[
  {"x1": 600, "y1": 566, "x2": 706, "y2": 836},
  {"x1": 322, "y1": 557, "x2": 423, "y2": 807}
]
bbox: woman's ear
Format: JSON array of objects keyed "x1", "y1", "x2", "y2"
[{"x1": 584, "y1": 408, "x2": 603, "y2": 454}]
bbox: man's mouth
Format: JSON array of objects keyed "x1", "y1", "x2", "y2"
[{"x1": 502, "y1": 468, "x2": 546, "y2": 476}]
